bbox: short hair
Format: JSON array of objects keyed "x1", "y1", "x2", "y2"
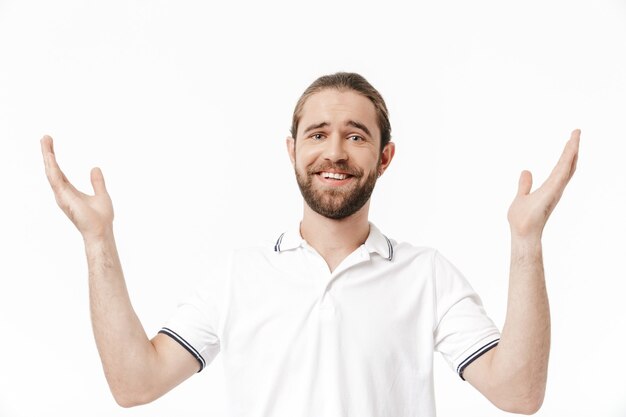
[{"x1": 290, "y1": 72, "x2": 392, "y2": 152}]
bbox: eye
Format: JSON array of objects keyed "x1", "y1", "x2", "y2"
[
  {"x1": 348, "y1": 135, "x2": 364, "y2": 142},
  {"x1": 311, "y1": 133, "x2": 325, "y2": 140}
]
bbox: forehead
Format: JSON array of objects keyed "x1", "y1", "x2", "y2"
[{"x1": 298, "y1": 89, "x2": 380, "y2": 139}]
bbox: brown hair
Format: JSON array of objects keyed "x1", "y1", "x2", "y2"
[{"x1": 290, "y1": 72, "x2": 391, "y2": 151}]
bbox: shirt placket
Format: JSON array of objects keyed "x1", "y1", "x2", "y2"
[{"x1": 303, "y1": 244, "x2": 372, "y2": 415}]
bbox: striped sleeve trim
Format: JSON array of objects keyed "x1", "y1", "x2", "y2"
[
  {"x1": 457, "y1": 338, "x2": 500, "y2": 380},
  {"x1": 159, "y1": 327, "x2": 206, "y2": 373}
]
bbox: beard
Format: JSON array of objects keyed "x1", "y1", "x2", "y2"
[{"x1": 295, "y1": 160, "x2": 380, "y2": 220}]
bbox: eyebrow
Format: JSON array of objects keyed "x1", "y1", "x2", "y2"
[
  {"x1": 302, "y1": 120, "x2": 372, "y2": 138},
  {"x1": 346, "y1": 120, "x2": 372, "y2": 138},
  {"x1": 302, "y1": 122, "x2": 329, "y2": 136}
]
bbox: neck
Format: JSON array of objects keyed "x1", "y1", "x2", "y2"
[{"x1": 300, "y1": 202, "x2": 371, "y2": 272}]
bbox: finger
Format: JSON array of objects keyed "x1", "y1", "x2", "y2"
[
  {"x1": 544, "y1": 129, "x2": 581, "y2": 189},
  {"x1": 557, "y1": 129, "x2": 580, "y2": 176},
  {"x1": 517, "y1": 170, "x2": 533, "y2": 197},
  {"x1": 41, "y1": 136, "x2": 74, "y2": 193},
  {"x1": 567, "y1": 129, "x2": 580, "y2": 181},
  {"x1": 90, "y1": 167, "x2": 108, "y2": 196},
  {"x1": 568, "y1": 151, "x2": 578, "y2": 182},
  {"x1": 41, "y1": 136, "x2": 62, "y2": 184},
  {"x1": 40, "y1": 135, "x2": 53, "y2": 167}
]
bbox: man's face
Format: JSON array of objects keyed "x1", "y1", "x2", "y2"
[{"x1": 287, "y1": 89, "x2": 394, "y2": 220}]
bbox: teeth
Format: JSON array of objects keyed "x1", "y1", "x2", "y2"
[{"x1": 322, "y1": 172, "x2": 348, "y2": 180}]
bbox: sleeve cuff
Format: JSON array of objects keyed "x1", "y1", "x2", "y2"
[
  {"x1": 159, "y1": 327, "x2": 207, "y2": 373},
  {"x1": 457, "y1": 338, "x2": 500, "y2": 381}
]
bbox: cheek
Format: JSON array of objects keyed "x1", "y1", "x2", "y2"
[
  {"x1": 354, "y1": 149, "x2": 381, "y2": 168},
  {"x1": 295, "y1": 146, "x2": 321, "y2": 167}
]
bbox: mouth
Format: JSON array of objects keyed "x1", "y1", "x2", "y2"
[
  {"x1": 315, "y1": 171, "x2": 356, "y2": 186},
  {"x1": 319, "y1": 171, "x2": 352, "y2": 180}
]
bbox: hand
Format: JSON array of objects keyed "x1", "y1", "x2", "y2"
[
  {"x1": 41, "y1": 135, "x2": 114, "y2": 240},
  {"x1": 507, "y1": 129, "x2": 580, "y2": 240}
]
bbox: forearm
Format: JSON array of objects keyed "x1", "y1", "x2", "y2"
[
  {"x1": 41, "y1": 137, "x2": 197, "y2": 406},
  {"x1": 84, "y1": 228, "x2": 158, "y2": 406},
  {"x1": 465, "y1": 132, "x2": 577, "y2": 413},
  {"x1": 491, "y1": 237, "x2": 550, "y2": 411}
]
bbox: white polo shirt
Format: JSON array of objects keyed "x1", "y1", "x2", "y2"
[{"x1": 160, "y1": 223, "x2": 500, "y2": 417}]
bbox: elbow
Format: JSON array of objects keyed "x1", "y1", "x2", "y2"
[
  {"x1": 112, "y1": 391, "x2": 155, "y2": 409},
  {"x1": 485, "y1": 363, "x2": 547, "y2": 414},
  {"x1": 112, "y1": 390, "x2": 144, "y2": 408},
  {"x1": 501, "y1": 401, "x2": 542, "y2": 415},
  {"x1": 521, "y1": 393, "x2": 545, "y2": 415},
  {"x1": 496, "y1": 391, "x2": 545, "y2": 415},
  {"x1": 110, "y1": 383, "x2": 157, "y2": 408},
  {"x1": 113, "y1": 394, "x2": 139, "y2": 409}
]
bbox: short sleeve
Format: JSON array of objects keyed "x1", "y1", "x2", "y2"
[
  {"x1": 159, "y1": 258, "x2": 230, "y2": 373},
  {"x1": 432, "y1": 251, "x2": 501, "y2": 380}
]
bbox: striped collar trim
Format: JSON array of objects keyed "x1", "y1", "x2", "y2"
[
  {"x1": 274, "y1": 222, "x2": 394, "y2": 261},
  {"x1": 273, "y1": 225, "x2": 303, "y2": 252}
]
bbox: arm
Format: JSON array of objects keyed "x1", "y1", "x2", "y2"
[
  {"x1": 41, "y1": 135, "x2": 198, "y2": 407},
  {"x1": 463, "y1": 130, "x2": 580, "y2": 414}
]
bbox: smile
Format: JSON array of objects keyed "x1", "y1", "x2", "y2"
[{"x1": 320, "y1": 171, "x2": 351, "y2": 180}]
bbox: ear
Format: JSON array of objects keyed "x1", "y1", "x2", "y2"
[
  {"x1": 379, "y1": 141, "x2": 396, "y2": 176},
  {"x1": 286, "y1": 136, "x2": 296, "y2": 166}
]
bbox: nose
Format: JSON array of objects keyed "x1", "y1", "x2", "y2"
[{"x1": 323, "y1": 134, "x2": 348, "y2": 163}]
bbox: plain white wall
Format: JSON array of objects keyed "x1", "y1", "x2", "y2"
[{"x1": 1, "y1": 1, "x2": 625, "y2": 416}]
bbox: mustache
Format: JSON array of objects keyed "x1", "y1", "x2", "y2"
[{"x1": 307, "y1": 162, "x2": 363, "y2": 177}]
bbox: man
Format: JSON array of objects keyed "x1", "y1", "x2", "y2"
[{"x1": 41, "y1": 72, "x2": 580, "y2": 416}]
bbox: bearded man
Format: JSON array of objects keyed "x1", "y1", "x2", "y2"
[{"x1": 41, "y1": 72, "x2": 580, "y2": 416}]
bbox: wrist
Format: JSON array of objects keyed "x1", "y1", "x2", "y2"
[
  {"x1": 510, "y1": 232, "x2": 542, "y2": 246},
  {"x1": 510, "y1": 236, "x2": 543, "y2": 266},
  {"x1": 509, "y1": 221, "x2": 544, "y2": 244},
  {"x1": 82, "y1": 225, "x2": 115, "y2": 246}
]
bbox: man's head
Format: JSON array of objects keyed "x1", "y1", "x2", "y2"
[
  {"x1": 287, "y1": 72, "x2": 395, "y2": 220},
  {"x1": 290, "y1": 72, "x2": 391, "y2": 152}
]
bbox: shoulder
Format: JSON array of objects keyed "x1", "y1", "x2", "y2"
[
  {"x1": 381, "y1": 230, "x2": 457, "y2": 272},
  {"x1": 383, "y1": 233, "x2": 438, "y2": 266},
  {"x1": 382, "y1": 233, "x2": 468, "y2": 286},
  {"x1": 392, "y1": 240, "x2": 437, "y2": 259}
]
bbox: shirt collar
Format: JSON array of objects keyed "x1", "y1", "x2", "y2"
[
  {"x1": 363, "y1": 223, "x2": 394, "y2": 261},
  {"x1": 274, "y1": 222, "x2": 394, "y2": 261},
  {"x1": 273, "y1": 224, "x2": 304, "y2": 252}
]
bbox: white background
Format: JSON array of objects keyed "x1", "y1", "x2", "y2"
[{"x1": 1, "y1": 1, "x2": 625, "y2": 416}]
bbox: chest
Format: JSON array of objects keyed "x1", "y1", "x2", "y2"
[{"x1": 219, "y1": 254, "x2": 437, "y2": 359}]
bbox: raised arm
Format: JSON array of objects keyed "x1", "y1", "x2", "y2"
[
  {"x1": 41, "y1": 135, "x2": 199, "y2": 407},
  {"x1": 462, "y1": 130, "x2": 580, "y2": 414}
]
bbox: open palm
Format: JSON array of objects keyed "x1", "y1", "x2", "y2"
[
  {"x1": 507, "y1": 130, "x2": 580, "y2": 240},
  {"x1": 41, "y1": 135, "x2": 114, "y2": 239}
]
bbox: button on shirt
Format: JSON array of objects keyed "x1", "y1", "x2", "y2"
[{"x1": 160, "y1": 223, "x2": 500, "y2": 417}]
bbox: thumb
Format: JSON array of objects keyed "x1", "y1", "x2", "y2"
[
  {"x1": 90, "y1": 167, "x2": 108, "y2": 196},
  {"x1": 517, "y1": 170, "x2": 533, "y2": 197}
]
